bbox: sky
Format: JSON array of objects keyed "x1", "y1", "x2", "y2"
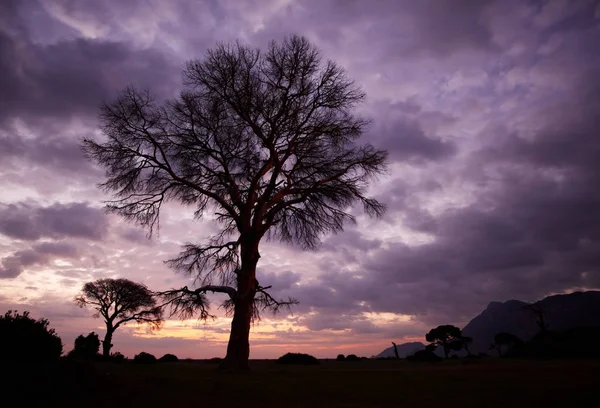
[{"x1": 1, "y1": 0, "x2": 599, "y2": 359}]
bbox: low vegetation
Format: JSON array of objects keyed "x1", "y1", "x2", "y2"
[
  {"x1": 0, "y1": 310, "x2": 63, "y2": 362},
  {"x1": 276, "y1": 352, "x2": 319, "y2": 365},
  {"x1": 3, "y1": 308, "x2": 600, "y2": 406}
]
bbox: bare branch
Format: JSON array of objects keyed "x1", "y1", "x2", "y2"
[{"x1": 157, "y1": 285, "x2": 236, "y2": 320}]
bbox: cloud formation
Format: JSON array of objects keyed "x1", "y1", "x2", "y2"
[{"x1": 0, "y1": 0, "x2": 599, "y2": 358}]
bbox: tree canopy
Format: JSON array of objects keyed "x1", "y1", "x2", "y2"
[
  {"x1": 0, "y1": 310, "x2": 63, "y2": 361},
  {"x1": 82, "y1": 35, "x2": 388, "y2": 370},
  {"x1": 425, "y1": 325, "x2": 463, "y2": 358},
  {"x1": 75, "y1": 278, "x2": 163, "y2": 357}
]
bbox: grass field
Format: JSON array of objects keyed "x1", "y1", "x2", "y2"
[{"x1": 3, "y1": 358, "x2": 598, "y2": 407}]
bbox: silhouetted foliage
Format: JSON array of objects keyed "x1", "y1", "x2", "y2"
[
  {"x1": 424, "y1": 343, "x2": 437, "y2": 352},
  {"x1": 69, "y1": 332, "x2": 100, "y2": 359},
  {"x1": 159, "y1": 353, "x2": 179, "y2": 362},
  {"x1": 82, "y1": 34, "x2": 388, "y2": 371},
  {"x1": 0, "y1": 310, "x2": 63, "y2": 362},
  {"x1": 208, "y1": 357, "x2": 223, "y2": 364},
  {"x1": 75, "y1": 278, "x2": 163, "y2": 357},
  {"x1": 345, "y1": 354, "x2": 360, "y2": 361},
  {"x1": 110, "y1": 351, "x2": 126, "y2": 362},
  {"x1": 510, "y1": 326, "x2": 600, "y2": 359},
  {"x1": 336, "y1": 354, "x2": 346, "y2": 361},
  {"x1": 276, "y1": 352, "x2": 319, "y2": 365},
  {"x1": 461, "y1": 336, "x2": 473, "y2": 356},
  {"x1": 425, "y1": 325, "x2": 462, "y2": 358},
  {"x1": 490, "y1": 332, "x2": 522, "y2": 357},
  {"x1": 406, "y1": 349, "x2": 442, "y2": 362},
  {"x1": 523, "y1": 303, "x2": 548, "y2": 336},
  {"x1": 133, "y1": 351, "x2": 157, "y2": 363}
]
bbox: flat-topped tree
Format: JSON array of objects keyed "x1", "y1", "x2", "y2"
[
  {"x1": 75, "y1": 278, "x2": 163, "y2": 357},
  {"x1": 426, "y1": 325, "x2": 463, "y2": 359},
  {"x1": 82, "y1": 35, "x2": 388, "y2": 371}
]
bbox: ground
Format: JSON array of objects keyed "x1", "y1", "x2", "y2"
[{"x1": 2, "y1": 358, "x2": 597, "y2": 407}]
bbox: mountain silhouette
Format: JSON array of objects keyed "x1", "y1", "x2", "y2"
[
  {"x1": 462, "y1": 290, "x2": 600, "y2": 354},
  {"x1": 376, "y1": 291, "x2": 600, "y2": 357},
  {"x1": 375, "y1": 342, "x2": 425, "y2": 358}
]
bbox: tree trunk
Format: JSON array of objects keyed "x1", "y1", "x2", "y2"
[
  {"x1": 392, "y1": 342, "x2": 400, "y2": 360},
  {"x1": 221, "y1": 236, "x2": 259, "y2": 371},
  {"x1": 102, "y1": 328, "x2": 113, "y2": 358}
]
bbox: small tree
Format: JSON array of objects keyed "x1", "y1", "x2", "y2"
[
  {"x1": 523, "y1": 303, "x2": 548, "y2": 336},
  {"x1": 82, "y1": 35, "x2": 388, "y2": 371},
  {"x1": 391, "y1": 341, "x2": 400, "y2": 360},
  {"x1": 490, "y1": 332, "x2": 522, "y2": 357},
  {"x1": 71, "y1": 332, "x2": 101, "y2": 359},
  {"x1": 461, "y1": 336, "x2": 473, "y2": 356},
  {"x1": 425, "y1": 325, "x2": 462, "y2": 359},
  {"x1": 0, "y1": 310, "x2": 63, "y2": 362},
  {"x1": 75, "y1": 278, "x2": 163, "y2": 357}
]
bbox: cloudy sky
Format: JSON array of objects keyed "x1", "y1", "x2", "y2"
[{"x1": 1, "y1": 0, "x2": 599, "y2": 359}]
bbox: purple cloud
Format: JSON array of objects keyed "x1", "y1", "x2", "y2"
[
  {"x1": 1, "y1": 0, "x2": 600, "y2": 357},
  {"x1": 0, "y1": 202, "x2": 108, "y2": 241}
]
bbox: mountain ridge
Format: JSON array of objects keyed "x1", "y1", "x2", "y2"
[{"x1": 376, "y1": 290, "x2": 600, "y2": 357}]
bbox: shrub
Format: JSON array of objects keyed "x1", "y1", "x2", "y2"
[
  {"x1": 158, "y1": 353, "x2": 179, "y2": 362},
  {"x1": 110, "y1": 352, "x2": 126, "y2": 362},
  {"x1": 406, "y1": 349, "x2": 442, "y2": 362},
  {"x1": 207, "y1": 357, "x2": 223, "y2": 364},
  {"x1": 69, "y1": 332, "x2": 100, "y2": 359},
  {"x1": 0, "y1": 310, "x2": 63, "y2": 362},
  {"x1": 345, "y1": 354, "x2": 360, "y2": 361},
  {"x1": 133, "y1": 351, "x2": 157, "y2": 363},
  {"x1": 276, "y1": 352, "x2": 319, "y2": 365},
  {"x1": 336, "y1": 354, "x2": 346, "y2": 361}
]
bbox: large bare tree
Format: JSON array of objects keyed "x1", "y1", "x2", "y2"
[
  {"x1": 82, "y1": 35, "x2": 388, "y2": 370},
  {"x1": 75, "y1": 278, "x2": 163, "y2": 357}
]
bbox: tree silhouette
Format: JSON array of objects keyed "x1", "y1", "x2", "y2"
[
  {"x1": 490, "y1": 332, "x2": 522, "y2": 357},
  {"x1": 391, "y1": 341, "x2": 400, "y2": 360},
  {"x1": 71, "y1": 332, "x2": 100, "y2": 359},
  {"x1": 0, "y1": 310, "x2": 63, "y2": 361},
  {"x1": 82, "y1": 35, "x2": 388, "y2": 371},
  {"x1": 461, "y1": 336, "x2": 473, "y2": 356},
  {"x1": 74, "y1": 278, "x2": 163, "y2": 357},
  {"x1": 425, "y1": 325, "x2": 462, "y2": 358},
  {"x1": 523, "y1": 303, "x2": 548, "y2": 336}
]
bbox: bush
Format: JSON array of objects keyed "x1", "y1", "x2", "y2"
[
  {"x1": 276, "y1": 352, "x2": 319, "y2": 365},
  {"x1": 158, "y1": 353, "x2": 179, "y2": 362},
  {"x1": 207, "y1": 357, "x2": 223, "y2": 364},
  {"x1": 133, "y1": 352, "x2": 157, "y2": 363},
  {"x1": 69, "y1": 332, "x2": 100, "y2": 359},
  {"x1": 345, "y1": 354, "x2": 360, "y2": 361},
  {"x1": 406, "y1": 349, "x2": 442, "y2": 362},
  {"x1": 0, "y1": 310, "x2": 63, "y2": 362},
  {"x1": 336, "y1": 354, "x2": 346, "y2": 361},
  {"x1": 110, "y1": 352, "x2": 126, "y2": 362}
]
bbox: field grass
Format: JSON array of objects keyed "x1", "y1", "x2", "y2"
[{"x1": 3, "y1": 358, "x2": 598, "y2": 407}]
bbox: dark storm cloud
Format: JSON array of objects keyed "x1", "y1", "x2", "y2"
[
  {"x1": 373, "y1": 118, "x2": 457, "y2": 162},
  {"x1": 0, "y1": 202, "x2": 108, "y2": 241},
  {"x1": 0, "y1": 132, "x2": 98, "y2": 178},
  {"x1": 0, "y1": 2, "x2": 179, "y2": 125},
  {"x1": 264, "y1": 1, "x2": 600, "y2": 328},
  {"x1": 1, "y1": 0, "x2": 600, "y2": 354},
  {"x1": 252, "y1": 0, "x2": 497, "y2": 58},
  {"x1": 0, "y1": 241, "x2": 79, "y2": 279}
]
